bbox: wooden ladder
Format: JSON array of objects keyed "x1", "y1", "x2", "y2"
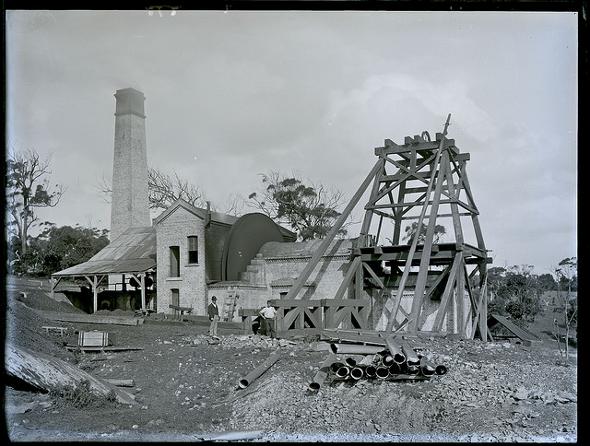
[{"x1": 223, "y1": 288, "x2": 239, "y2": 322}]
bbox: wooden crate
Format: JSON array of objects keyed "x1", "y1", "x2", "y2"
[{"x1": 78, "y1": 330, "x2": 109, "y2": 347}]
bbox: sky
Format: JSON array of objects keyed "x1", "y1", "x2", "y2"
[{"x1": 6, "y1": 10, "x2": 577, "y2": 276}]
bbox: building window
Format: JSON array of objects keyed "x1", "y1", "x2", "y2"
[
  {"x1": 279, "y1": 292, "x2": 288, "y2": 299},
  {"x1": 188, "y1": 236, "x2": 198, "y2": 264},
  {"x1": 169, "y1": 246, "x2": 180, "y2": 277},
  {"x1": 171, "y1": 289, "x2": 179, "y2": 307}
]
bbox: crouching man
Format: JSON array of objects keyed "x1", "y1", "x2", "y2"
[{"x1": 258, "y1": 301, "x2": 277, "y2": 338}]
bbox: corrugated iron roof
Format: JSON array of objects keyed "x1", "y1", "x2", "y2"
[{"x1": 53, "y1": 226, "x2": 156, "y2": 277}]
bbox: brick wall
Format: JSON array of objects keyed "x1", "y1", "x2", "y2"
[
  {"x1": 155, "y1": 207, "x2": 207, "y2": 315},
  {"x1": 110, "y1": 113, "x2": 150, "y2": 241}
]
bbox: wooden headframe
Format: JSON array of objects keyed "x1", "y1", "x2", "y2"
[{"x1": 284, "y1": 115, "x2": 491, "y2": 340}]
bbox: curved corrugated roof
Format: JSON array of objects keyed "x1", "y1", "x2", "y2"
[{"x1": 258, "y1": 238, "x2": 353, "y2": 259}]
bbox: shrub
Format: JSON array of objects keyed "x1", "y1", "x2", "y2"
[{"x1": 50, "y1": 380, "x2": 116, "y2": 408}]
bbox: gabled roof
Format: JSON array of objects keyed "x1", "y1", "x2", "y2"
[
  {"x1": 52, "y1": 226, "x2": 156, "y2": 277},
  {"x1": 152, "y1": 198, "x2": 239, "y2": 226}
]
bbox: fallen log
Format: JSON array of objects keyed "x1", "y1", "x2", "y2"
[
  {"x1": 104, "y1": 379, "x2": 135, "y2": 388},
  {"x1": 5, "y1": 343, "x2": 137, "y2": 405}
]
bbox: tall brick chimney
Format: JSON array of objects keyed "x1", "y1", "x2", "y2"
[{"x1": 110, "y1": 88, "x2": 150, "y2": 241}]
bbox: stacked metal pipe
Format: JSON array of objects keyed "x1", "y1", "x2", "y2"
[{"x1": 308, "y1": 338, "x2": 448, "y2": 391}]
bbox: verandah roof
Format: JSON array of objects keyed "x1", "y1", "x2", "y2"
[{"x1": 52, "y1": 226, "x2": 156, "y2": 277}]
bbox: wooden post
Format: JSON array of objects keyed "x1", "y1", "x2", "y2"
[
  {"x1": 479, "y1": 270, "x2": 489, "y2": 341},
  {"x1": 460, "y1": 168, "x2": 486, "y2": 252},
  {"x1": 385, "y1": 114, "x2": 451, "y2": 332},
  {"x1": 93, "y1": 276, "x2": 98, "y2": 313},
  {"x1": 140, "y1": 273, "x2": 146, "y2": 310},
  {"x1": 333, "y1": 257, "x2": 362, "y2": 302},
  {"x1": 445, "y1": 157, "x2": 464, "y2": 245},
  {"x1": 392, "y1": 179, "x2": 406, "y2": 245},
  {"x1": 433, "y1": 252, "x2": 461, "y2": 331},
  {"x1": 354, "y1": 266, "x2": 364, "y2": 300},
  {"x1": 407, "y1": 151, "x2": 449, "y2": 332},
  {"x1": 285, "y1": 160, "x2": 382, "y2": 300},
  {"x1": 50, "y1": 276, "x2": 62, "y2": 299},
  {"x1": 360, "y1": 158, "x2": 386, "y2": 246},
  {"x1": 83, "y1": 275, "x2": 99, "y2": 314},
  {"x1": 455, "y1": 261, "x2": 465, "y2": 337}
]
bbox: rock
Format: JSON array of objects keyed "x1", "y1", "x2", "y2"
[
  {"x1": 132, "y1": 424, "x2": 139, "y2": 429},
  {"x1": 6, "y1": 402, "x2": 37, "y2": 414},
  {"x1": 512, "y1": 388, "x2": 529, "y2": 401},
  {"x1": 560, "y1": 392, "x2": 577, "y2": 402}
]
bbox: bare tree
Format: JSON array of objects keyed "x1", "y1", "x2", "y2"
[
  {"x1": 6, "y1": 149, "x2": 64, "y2": 258},
  {"x1": 222, "y1": 192, "x2": 246, "y2": 217},
  {"x1": 98, "y1": 167, "x2": 207, "y2": 211},
  {"x1": 147, "y1": 168, "x2": 206, "y2": 211}
]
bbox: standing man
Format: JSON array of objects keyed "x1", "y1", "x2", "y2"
[
  {"x1": 259, "y1": 300, "x2": 277, "y2": 339},
  {"x1": 208, "y1": 296, "x2": 220, "y2": 339}
]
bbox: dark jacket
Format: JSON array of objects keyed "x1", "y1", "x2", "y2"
[{"x1": 208, "y1": 302, "x2": 219, "y2": 320}]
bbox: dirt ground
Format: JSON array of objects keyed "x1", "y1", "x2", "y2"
[{"x1": 4, "y1": 275, "x2": 577, "y2": 442}]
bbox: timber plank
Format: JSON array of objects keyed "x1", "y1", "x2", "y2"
[{"x1": 35, "y1": 310, "x2": 142, "y2": 326}]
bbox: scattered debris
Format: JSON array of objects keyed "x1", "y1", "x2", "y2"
[{"x1": 41, "y1": 326, "x2": 68, "y2": 336}]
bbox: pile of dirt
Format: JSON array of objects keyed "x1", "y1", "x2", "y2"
[{"x1": 6, "y1": 293, "x2": 76, "y2": 363}]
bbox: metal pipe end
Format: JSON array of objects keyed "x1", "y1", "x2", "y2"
[
  {"x1": 309, "y1": 382, "x2": 321, "y2": 391},
  {"x1": 239, "y1": 379, "x2": 249, "y2": 389},
  {"x1": 388, "y1": 363, "x2": 401, "y2": 375},
  {"x1": 420, "y1": 366, "x2": 435, "y2": 377},
  {"x1": 393, "y1": 353, "x2": 406, "y2": 364},
  {"x1": 376, "y1": 367, "x2": 389, "y2": 379},
  {"x1": 336, "y1": 366, "x2": 350, "y2": 378},
  {"x1": 329, "y1": 343, "x2": 338, "y2": 354},
  {"x1": 435, "y1": 365, "x2": 448, "y2": 375},
  {"x1": 382, "y1": 355, "x2": 394, "y2": 366},
  {"x1": 330, "y1": 362, "x2": 345, "y2": 372},
  {"x1": 407, "y1": 365, "x2": 420, "y2": 375},
  {"x1": 345, "y1": 357, "x2": 357, "y2": 367},
  {"x1": 350, "y1": 367, "x2": 364, "y2": 380},
  {"x1": 365, "y1": 366, "x2": 377, "y2": 378}
]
